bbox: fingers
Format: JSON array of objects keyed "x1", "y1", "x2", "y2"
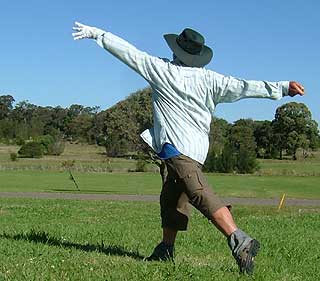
[
  {"x1": 72, "y1": 21, "x2": 88, "y2": 40},
  {"x1": 298, "y1": 84, "x2": 305, "y2": 94},
  {"x1": 73, "y1": 32, "x2": 90, "y2": 41},
  {"x1": 74, "y1": 21, "x2": 85, "y2": 28},
  {"x1": 73, "y1": 26, "x2": 82, "y2": 31},
  {"x1": 295, "y1": 83, "x2": 305, "y2": 95},
  {"x1": 72, "y1": 21, "x2": 101, "y2": 40},
  {"x1": 289, "y1": 81, "x2": 305, "y2": 96},
  {"x1": 73, "y1": 22, "x2": 86, "y2": 32},
  {"x1": 72, "y1": 30, "x2": 86, "y2": 40},
  {"x1": 72, "y1": 33, "x2": 84, "y2": 40}
]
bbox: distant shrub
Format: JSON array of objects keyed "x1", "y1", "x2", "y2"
[
  {"x1": 18, "y1": 142, "x2": 44, "y2": 158},
  {"x1": 35, "y1": 135, "x2": 55, "y2": 154},
  {"x1": 102, "y1": 157, "x2": 113, "y2": 172},
  {"x1": 9, "y1": 152, "x2": 18, "y2": 161},
  {"x1": 15, "y1": 138, "x2": 25, "y2": 146},
  {"x1": 205, "y1": 144, "x2": 259, "y2": 174},
  {"x1": 34, "y1": 135, "x2": 65, "y2": 156},
  {"x1": 48, "y1": 141, "x2": 65, "y2": 156},
  {"x1": 61, "y1": 160, "x2": 75, "y2": 170},
  {"x1": 136, "y1": 159, "x2": 147, "y2": 172},
  {"x1": 96, "y1": 134, "x2": 107, "y2": 146}
]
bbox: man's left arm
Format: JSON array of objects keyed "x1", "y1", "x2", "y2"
[{"x1": 210, "y1": 71, "x2": 305, "y2": 105}]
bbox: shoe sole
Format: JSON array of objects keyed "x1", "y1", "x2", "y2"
[{"x1": 241, "y1": 239, "x2": 260, "y2": 275}]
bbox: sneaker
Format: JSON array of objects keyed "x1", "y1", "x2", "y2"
[
  {"x1": 228, "y1": 229, "x2": 260, "y2": 275},
  {"x1": 145, "y1": 242, "x2": 174, "y2": 261},
  {"x1": 233, "y1": 239, "x2": 260, "y2": 274}
]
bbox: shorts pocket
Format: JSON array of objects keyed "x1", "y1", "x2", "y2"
[{"x1": 180, "y1": 170, "x2": 205, "y2": 197}]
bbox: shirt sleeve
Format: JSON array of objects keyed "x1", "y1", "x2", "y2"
[
  {"x1": 209, "y1": 71, "x2": 289, "y2": 105},
  {"x1": 95, "y1": 32, "x2": 167, "y2": 85}
]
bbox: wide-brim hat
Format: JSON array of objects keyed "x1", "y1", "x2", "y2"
[{"x1": 164, "y1": 28, "x2": 213, "y2": 67}]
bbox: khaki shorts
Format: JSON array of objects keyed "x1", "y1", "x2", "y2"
[{"x1": 160, "y1": 155, "x2": 229, "y2": 231}]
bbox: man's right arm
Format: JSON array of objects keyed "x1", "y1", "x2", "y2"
[{"x1": 73, "y1": 22, "x2": 167, "y2": 84}]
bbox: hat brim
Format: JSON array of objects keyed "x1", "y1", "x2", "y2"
[{"x1": 164, "y1": 34, "x2": 213, "y2": 67}]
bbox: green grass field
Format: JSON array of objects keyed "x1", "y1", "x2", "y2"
[
  {"x1": 0, "y1": 198, "x2": 319, "y2": 280},
  {"x1": 1, "y1": 143, "x2": 320, "y2": 176},
  {"x1": 0, "y1": 143, "x2": 319, "y2": 279},
  {"x1": 1, "y1": 143, "x2": 320, "y2": 199},
  {"x1": 257, "y1": 157, "x2": 320, "y2": 176},
  {"x1": 0, "y1": 143, "x2": 140, "y2": 173},
  {"x1": 0, "y1": 170, "x2": 320, "y2": 199}
]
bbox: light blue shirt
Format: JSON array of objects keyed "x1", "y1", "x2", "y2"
[{"x1": 96, "y1": 32, "x2": 289, "y2": 164}]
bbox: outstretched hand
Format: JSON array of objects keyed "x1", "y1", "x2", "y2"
[
  {"x1": 289, "y1": 81, "x2": 305, "y2": 97},
  {"x1": 72, "y1": 22, "x2": 105, "y2": 40}
]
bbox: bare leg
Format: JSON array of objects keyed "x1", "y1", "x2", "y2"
[
  {"x1": 162, "y1": 227, "x2": 178, "y2": 245},
  {"x1": 162, "y1": 206, "x2": 236, "y2": 243},
  {"x1": 211, "y1": 206, "x2": 237, "y2": 237},
  {"x1": 161, "y1": 208, "x2": 237, "y2": 242}
]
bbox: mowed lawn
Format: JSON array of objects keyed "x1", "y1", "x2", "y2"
[
  {"x1": 0, "y1": 198, "x2": 319, "y2": 280},
  {"x1": 1, "y1": 143, "x2": 320, "y2": 199},
  {"x1": 1, "y1": 145, "x2": 319, "y2": 280},
  {"x1": 0, "y1": 170, "x2": 319, "y2": 199}
]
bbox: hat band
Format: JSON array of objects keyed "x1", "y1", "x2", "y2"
[{"x1": 176, "y1": 34, "x2": 203, "y2": 55}]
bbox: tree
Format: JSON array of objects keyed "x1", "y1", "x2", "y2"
[
  {"x1": 253, "y1": 120, "x2": 277, "y2": 158},
  {"x1": 205, "y1": 118, "x2": 231, "y2": 172},
  {"x1": 29, "y1": 116, "x2": 45, "y2": 138},
  {"x1": 0, "y1": 95, "x2": 15, "y2": 119},
  {"x1": 68, "y1": 104, "x2": 85, "y2": 117},
  {"x1": 49, "y1": 106, "x2": 68, "y2": 134},
  {"x1": 208, "y1": 117, "x2": 230, "y2": 154},
  {"x1": 272, "y1": 102, "x2": 319, "y2": 159},
  {"x1": 205, "y1": 119, "x2": 259, "y2": 174},
  {"x1": 0, "y1": 119, "x2": 16, "y2": 139},
  {"x1": 102, "y1": 88, "x2": 152, "y2": 156},
  {"x1": 11, "y1": 101, "x2": 37, "y2": 124},
  {"x1": 229, "y1": 119, "x2": 259, "y2": 173},
  {"x1": 66, "y1": 114, "x2": 93, "y2": 142},
  {"x1": 216, "y1": 143, "x2": 236, "y2": 173}
]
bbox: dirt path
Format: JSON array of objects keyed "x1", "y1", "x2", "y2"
[{"x1": 0, "y1": 192, "x2": 319, "y2": 206}]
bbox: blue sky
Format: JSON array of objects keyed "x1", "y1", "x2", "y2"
[{"x1": 1, "y1": 0, "x2": 319, "y2": 125}]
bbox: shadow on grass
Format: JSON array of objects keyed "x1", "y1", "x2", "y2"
[{"x1": 1, "y1": 229, "x2": 144, "y2": 260}]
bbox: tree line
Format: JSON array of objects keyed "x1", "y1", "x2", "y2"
[{"x1": 0, "y1": 89, "x2": 319, "y2": 172}]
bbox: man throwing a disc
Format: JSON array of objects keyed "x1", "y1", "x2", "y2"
[{"x1": 72, "y1": 21, "x2": 304, "y2": 275}]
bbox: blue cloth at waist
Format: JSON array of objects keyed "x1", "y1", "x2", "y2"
[{"x1": 157, "y1": 143, "x2": 181, "y2": 159}]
